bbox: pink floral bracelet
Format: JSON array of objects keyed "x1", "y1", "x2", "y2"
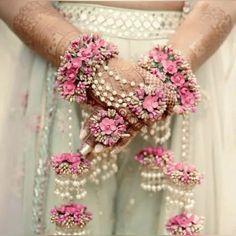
[
  {"x1": 56, "y1": 33, "x2": 118, "y2": 104},
  {"x1": 138, "y1": 45, "x2": 201, "y2": 114}
]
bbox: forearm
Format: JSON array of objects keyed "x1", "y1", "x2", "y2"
[
  {"x1": 169, "y1": 1, "x2": 236, "y2": 71},
  {"x1": 0, "y1": 0, "x2": 81, "y2": 66}
]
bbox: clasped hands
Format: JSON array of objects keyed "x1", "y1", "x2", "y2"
[{"x1": 56, "y1": 34, "x2": 200, "y2": 157}]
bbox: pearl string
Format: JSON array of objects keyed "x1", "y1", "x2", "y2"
[
  {"x1": 68, "y1": 107, "x2": 73, "y2": 151},
  {"x1": 181, "y1": 114, "x2": 190, "y2": 163},
  {"x1": 141, "y1": 117, "x2": 171, "y2": 145}
]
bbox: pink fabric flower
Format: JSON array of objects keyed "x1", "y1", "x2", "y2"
[
  {"x1": 166, "y1": 213, "x2": 204, "y2": 236},
  {"x1": 130, "y1": 87, "x2": 167, "y2": 121},
  {"x1": 164, "y1": 162, "x2": 203, "y2": 187},
  {"x1": 150, "y1": 49, "x2": 168, "y2": 62},
  {"x1": 99, "y1": 117, "x2": 117, "y2": 135},
  {"x1": 162, "y1": 60, "x2": 178, "y2": 75},
  {"x1": 171, "y1": 73, "x2": 185, "y2": 87},
  {"x1": 89, "y1": 109, "x2": 127, "y2": 146},
  {"x1": 62, "y1": 81, "x2": 76, "y2": 96},
  {"x1": 176, "y1": 214, "x2": 193, "y2": 228},
  {"x1": 50, "y1": 203, "x2": 92, "y2": 228},
  {"x1": 134, "y1": 146, "x2": 173, "y2": 168},
  {"x1": 77, "y1": 47, "x2": 93, "y2": 61},
  {"x1": 51, "y1": 153, "x2": 91, "y2": 176},
  {"x1": 65, "y1": 65, "x2": 78, "y2": 80},
  {"x1": 71, "y1": 57, "x2": 82, "y2": 68},
  {"x1": 143, "y1": 95, "x2": 161, "y2": 112},
  {"x1": 180, "y1": 87, "x2": 195, "y2": 107}
]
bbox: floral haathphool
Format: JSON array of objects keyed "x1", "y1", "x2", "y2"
[
  {"x1": 139, "y1": 45, "x2": 201, "y2": 114},
  {"x1": 56, "y1": 33, "x2": 118, "y2": 104}
]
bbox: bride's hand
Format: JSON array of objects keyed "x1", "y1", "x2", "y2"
[{"x1": 76, "y1": 57, "x2": 174, "y2": 156}]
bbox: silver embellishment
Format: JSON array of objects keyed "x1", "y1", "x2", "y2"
[
  {"x1": 54, "y1": 3, "x2": 183, "y2": 40},
  {"x1": 32, "y1": 65, "x2": 57, "y2": 234}
]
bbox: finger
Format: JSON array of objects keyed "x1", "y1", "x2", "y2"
[{"x1": 79, "y1": 107, "x2": 136, "y2": 156}]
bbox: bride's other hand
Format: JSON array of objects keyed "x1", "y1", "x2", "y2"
[
  {"x1": 76, "y1": 57, "x2": 172, "y2": 156},
  {"x1": 0, "y1": 0, "x2": 81, "y2": 66},
  {"x1": 168, "y1": 0, "x2": 236, "y2": 72}
]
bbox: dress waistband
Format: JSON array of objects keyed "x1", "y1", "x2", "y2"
[{"x1": 54, "y1": 3, "x2": 183, "y2": 40}]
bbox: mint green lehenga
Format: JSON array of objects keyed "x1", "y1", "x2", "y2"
[{"x1": 0, "y1": 2, "x2": 236, "y2": 235}]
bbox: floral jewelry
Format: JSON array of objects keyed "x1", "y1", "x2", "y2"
[
  {"x1": 50, "y1": 203, "x2": 92, "y2": 235},
  {"x1": 129, "y1": 86, "x2": 168, "y2": 122},
  {"x1": 164, "y1": 162, "x2": 203, "y2": 188},
  {"x1": 134, "y1": 146, "x2": 204, "y2": 235},
  {"x1": 51, "y1": 153, "x2": 91, "y2": 200},
  {"x1": 56, "y1": 34, "x2": 118, "y2": 103},
  {"x1": 164, "y1": 162, "x2": 203, "y2": 211},
  {"x1": 134, "y1": 146, "x2": 173, "y2": 192},
  {"x1": 166, "y1": 213, "x2": 204, "y2": 236},
  {"x1": 89, "y1": 109, "x2": 128, "y2": 147},
  {"x1": 89, "y1": 151, "x2": 118, "y2": 184},
  {"x1": 139, "y1": 45, "x2": 201, "y2": 114}
]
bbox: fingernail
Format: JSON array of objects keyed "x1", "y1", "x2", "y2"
[{"x1": 80, "y1": 129, "x2": 88, "y2": 140}]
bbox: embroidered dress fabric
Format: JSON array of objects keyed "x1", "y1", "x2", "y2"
[{"x1": 0, "y1": 2, "x2": 236, "y2": 235}]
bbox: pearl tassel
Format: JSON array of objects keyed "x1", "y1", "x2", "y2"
[
  {"x1": 89, "y1": 152, "x2": 118, "y2": 185},
  {"x1": 181, "y1": 114, "x2": 190, "y2": 163},
  {"x1": 141, "y1": 117, "x2": 172, "y2": 144}
]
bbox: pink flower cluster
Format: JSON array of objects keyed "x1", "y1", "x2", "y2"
[
  {"x1": 89, "y1": 109, "x2": 127, "y2": 146},
  {"x1": 50, "y1": 203, "x2": 92, "y2": 228},
  {"x1": 134, "y1": 146, "x2": 203, "y2": 189},
  {"x1": 139, "y1": 45, "x2": 201, "y2": 114},
  {"x1": 164, "y1": 162, "x2": 203, "y2": 188},
  {"x1": 56, "y1": 34, "x2": 118, "y2": 103},
  {"x1": 129, "y1": 87, "x2": 167, "y2": 122},
  {"x1": 134, "y1": 146, "x2": 173, "y2": 168},
  {"x1": 51, "y1": 153, "x2": 91, "y2": 176},
  {"x1": 166, "y1": 213, "x2": 204, "y2": 236}
]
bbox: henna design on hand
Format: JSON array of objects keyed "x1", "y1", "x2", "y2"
[
  {"x1": 13, "y1": 1, "x2": 81, "y2": 66},
  {"x1": 188, "y1": 3, "x2": 232, "y2": 70}
]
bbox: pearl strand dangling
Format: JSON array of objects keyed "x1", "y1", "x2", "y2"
[
  {"x1": 53, "y1": 106, "x2": 88, "y2": 201},
  {"x1": 181, "y1": 114, "x2": 190, "y2": 163}
]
